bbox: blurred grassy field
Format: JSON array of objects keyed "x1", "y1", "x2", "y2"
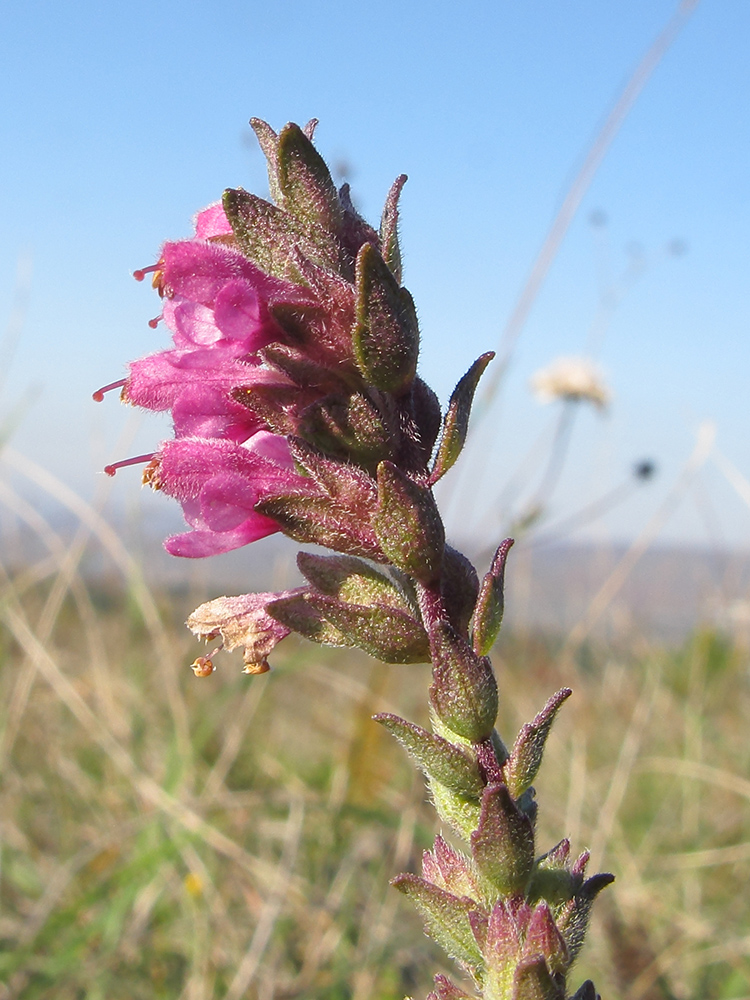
[{"x1": 1, "y1": 468, "x2": 750, "y2": 999}]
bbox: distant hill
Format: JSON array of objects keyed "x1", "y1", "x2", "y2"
[{"x1": 7, "y1": 505, "x2": 750, "y2": 644}]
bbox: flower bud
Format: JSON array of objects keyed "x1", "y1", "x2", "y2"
[
  {"x1": 374, "y1": 461, "x2": 445, "y2": 585},
  {"x1": 429, "y1": 622, "x2": 498, "y2": 742},
  {"x1": 353, "y1": 242, "x2": 419, "y2": 394},
  {"x1": 470, "y1": 784, "x2": 535, "y2": 898}
]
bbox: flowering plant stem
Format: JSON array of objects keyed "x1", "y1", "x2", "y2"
[{"x1": 98, "y1": 118, "x2": 612, "y2": 999}]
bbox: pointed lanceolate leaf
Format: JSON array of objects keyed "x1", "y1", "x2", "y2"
[
  {"x1": 222, "y1": 188, "x2": 337, "y2": 278},
  {"x1": 231, "y1": 383, "x2": 313, "y2": 436},
  {"x1": 430, "y1": 353, "x2": 495, "y2": 483},
  {"x1": 298, "y1": 552, "x2": 413, "y2": 612},
  {"x1": 504, "y1": 689, "x2": 572, "y2": 799},
  {"x1": 276, "y1": 122, "x2": 343, "y2": 235},
  {"x1": 391, "y1": 874, "x2": 484, "y2": 972},
  {"x1": 286, "y1": 437, "x2": 377, "y2": 511},
  {"x1": 374, "y1": 714, "x2": 484, "y2": 798},
  {"x1": 523, "y1": 903, "x2": 569, "y2": 976},
  {"x1": 249, "y1": 117, "x2": 282, "y2": 204},
  {"x1": 265, "y1": 593, "x2": 348, "y2": 647},
  {"x1": 306, "y1": 594, "x2": 429, "y2": 663},
  {"x1": 511, "y1": 956, "x2": 562, "y2": 1000},
  {"x1": 569, "y1": 981, "x2": 599, "y2": 1000},
  {"x1": 470, "y1": 784, "x2": 535, "y2": 897},
  {"x1": 302, "y1": 118, "x2": 318, "y2": 140},
  {"x1": 374, "y1": 461, "x2": 445, "y2": 585},
  {"x1": 471, "y1": 538, "x2": 514, "y2": 656},
  {"x1": 259, "y1": 343, "x2": 342, "y2": 392},
  {"x1": 352, "y1": 242, "x2": 419, "y2": 393},
  {"x1": 425, "y1": 836, "x2": 482, "y2": 899},
  {"x1": 429, "y1": 622, "x2": 498, "y2": 742},
  {"x1": 379, "y1": 174, "x2": 408, "y2": 284},
  {"x1": 558, "y1": 873, "x2": 614, "y2": 963},
  {"x1": 432, "y1": 974, "x2": 474, "y2": 1000},
  {"x1": 482, "y1": 900, "x2": 528, "y2": 1000},
  {"x1": 256, "y1": 494, "x2": 381, "y2": 560}
]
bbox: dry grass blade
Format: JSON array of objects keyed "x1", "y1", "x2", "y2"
[
  {"x1": 0, "y1": 477, "x2": 120, "y2": 760},
  {"x1": 200, "y1": 678, "x2": 267, "y2": 807},
  {"x1": 660, "y1": 842, "x2": 750, "y2": 871},
  {"x1": 2, "y1": 446, "x2": 193, "y2": 768},
  {"x1": 2, "y1": 603, "x2": 276, "y2": 885},
  {"x1": 640, "y1": 757, "x2": 750, "y2": 803},
  {"x1": 224, "y1": 795, "x2": 305, "y2": 1000},
  {"x1": 588, "y1": 664, "x2": 661, "y2": 869}
]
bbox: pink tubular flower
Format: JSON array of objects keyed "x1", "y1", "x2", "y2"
[
  {"x1": 124, "y1": 234, "x2": 315, "y2": 443},
  {"x1": 96, "y1": 202, "x2": 323, "y2": 556},
  {"x1": 145, "y1": 431, "x2": 316, "y2": 558}
]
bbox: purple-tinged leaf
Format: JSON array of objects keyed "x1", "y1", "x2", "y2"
[
  {"x1": 259, "y1": 342, "x2": 345, "y2": 393},
  {"x1": 375, "y1": 716, "x2": 484, "y2": 798},
  {"x1": 222, "y1": 187, "x2": 339, "y2": 280},
  {"x1": 249, "y1": 117, "x2": 282, "y2": 203},
  {"x1": 265, "y1": 593, "x2": 348, "y2": 647},
  {"x1": 298, "y1": 552, "x2": 413, "y2": 611},
  {"x1": 430, "y1": 353, "x2": 495, "y2": 484},
  {"x1": 511, "y1": 956, "x2": 562, "y2": 1000},
  {"x1": 429, "y1": 836, "x2": 483, "y2": 899},
  {"x1": 410, "y1": 376, "x2": 443, "y2": 465},
  {"x1": 471, "y1": 538, "x2": 514, "y2": 656},
  {"x1": 286, "y1": 438, "x2": 377, "y2": 512},
  {"x1": 256, "y1": 493, "x2": 382, "y2": 560},
  {"x1": 431, "y1": 973, "x2": 474, "y2": 1000},
  {"x1": 442, "y1": 545, "x2": 480, "y2": 637},
  {"x1": 299, "y1": 391, "x2": 392, "y2": 471},
  {"x1": 379, "y1": 174, "x2": 408, "y2": 284},
  {"x1": 504, "y1": 689, "x2": 572, "y2": 798},
  {"x1": 392, "y1": 874, "x2": 484, "y2": 972},
  {"x1": 276, "y1": 122, "x2": 343, "y2": 236},
  {"x1": 306, "y1": 594, "x2": 429, "y2": 663},
  {"x1": 523, "y1": 904, "x2": 569, "y2": 976}
]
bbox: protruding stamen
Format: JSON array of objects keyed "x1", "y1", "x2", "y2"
[
  {"x1": 242, "y1": 659, "x2": 271, "y2": 675},
  {"x1": 133, "y1": 264, "x2": 160, "y2": 282},
  {"x1": 92, "y1": 379, "x2": 126, "y2": 402},
  {"x1": 192, "y1": 644, "x2": 222, "y2": 677},
  {"x1": 192, "y1": 656, "x2": 216, "y2": 678},
  {"x1": 148, "y1": 315, "x2": 162, "y2": 329},
  {"x1": 103, "y1": 453, "x2": 155, "y2": 477}
]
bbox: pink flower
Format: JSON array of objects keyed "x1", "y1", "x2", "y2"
[
  {"x1": 123, "y1": 239, "x2": 314, "y2": 442},
  {"x1": 95, "y1": 205, "x2": 327, "y2": 557},
  {"x1": 145, "y1": 431, "x2": 315, "y2": 558}
]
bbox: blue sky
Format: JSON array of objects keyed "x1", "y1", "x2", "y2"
[{"x1": 1, "y1": 0, "x2": 748, "y2": 548}]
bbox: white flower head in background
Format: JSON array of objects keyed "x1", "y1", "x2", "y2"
[{"x1": 530, "y1": 356, "x2": 610, "y2": 409}]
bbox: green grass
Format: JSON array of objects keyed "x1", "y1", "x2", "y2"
[{"x1": 1, "y1": 519, "x2": 750, "y2": 998}]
